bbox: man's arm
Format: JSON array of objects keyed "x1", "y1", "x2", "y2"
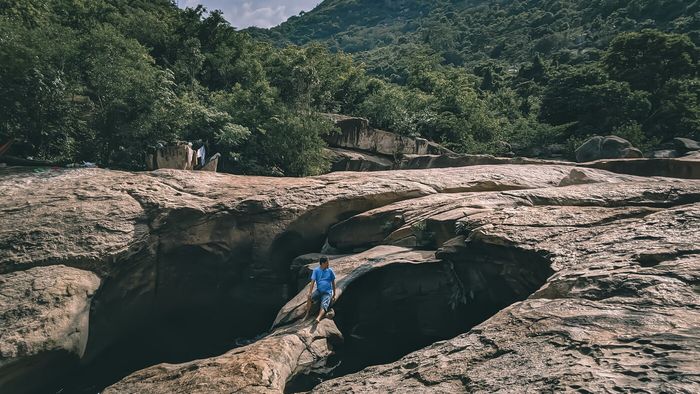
[
  {"x1": 332, "y1": 280, "x2": 336, "y2": 301},
  {"x1": 308, "y1": 272, "x2": 316, "y2": 297},
  {"x1": 304, "y1": 273, "x2": 316, "y2": 318}
]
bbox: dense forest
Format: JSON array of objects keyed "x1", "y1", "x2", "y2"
[
  {"x1": 257, "y1": 0, "x2": 700, "y2": 152},
  {"x1": 1, "y1": 0, "x2": 699, "y2": 175}
]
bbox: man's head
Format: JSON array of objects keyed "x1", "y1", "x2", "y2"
[{"x1": 319, "y1": 256, "x2": 329, "y2": 269}]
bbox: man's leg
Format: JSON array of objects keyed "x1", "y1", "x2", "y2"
[
  {"x1": 315, "y1": 293, "x2": 331, "y2": 322},
  {"x1": 306, "y1": 290, "x2": 320, "y2": 319}
]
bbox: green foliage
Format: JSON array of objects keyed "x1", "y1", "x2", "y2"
[
  {"x1": 261, "y1": 0, "x2": 699, "y2": 70},
  {"x1": 0, "y1": 1, "x2": 345, "y2": 174},
  {"x1": 540, "y1": 65, "x2": 652, "y2": 135},
  {"x1": 648, "y1": 78, "x2": 700, "y2": 139},
  {"x1": 239, "y1": 112, "x2": 332, "y2": 176},
  {"x1": 355, "y1": 81, "x2": 433, "y2": 138},
  {"x1": 2, "y1": 0, "x2": 699, "y2": 171},
  {"x1": 604, "y1": 29, "x2": 698, "y2": 94},
  {"x1": 255, "y1": 0, "x2": 700, "y2": 155},
  {"x1": 0, "y1": 18, "x2": 83, "y2": 161}
]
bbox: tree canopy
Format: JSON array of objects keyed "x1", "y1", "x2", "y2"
[{"x1": 1, "y1": 0, "x2": 698, "y2": 173}]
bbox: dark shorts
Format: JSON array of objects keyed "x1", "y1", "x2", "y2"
[{"x1": 311, "y1": 289, "x2": 333, "y2": 312}]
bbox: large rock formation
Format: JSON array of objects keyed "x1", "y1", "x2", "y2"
[
  {"x1": 575, "y1": 135, "x2": 644, "y2": 162},
  {"x1": 313, "y1": 186, "x2": 700, "y2": 393},
  {"x1": 394, "y1": 154, "x2": 700, "y2": 180},
  {"x1": 145, "y1": 143, "x2": 220, "y2": 172},
  {"x1": 673, "y1": 137, "x2": 700, "y2": 154},
  {"x1": 324, "y1": 147, "x2": 393, "y2": 172},
  {"x1": 1, "y1": 163, "x2": 699, "y2": 393},
  {"x1": 0, "y1": 266, "x2": 100, "y2": 393},
  {"x1": 323, "y1": 115, "x2": 452, "y2": 158}
]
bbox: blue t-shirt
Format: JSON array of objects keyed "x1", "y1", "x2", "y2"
[{"x1": 311, "y1": 267, "x2": 336, "y2": 294}]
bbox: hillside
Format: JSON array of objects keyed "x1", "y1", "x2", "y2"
[
  {"x1": 1, "y1": 0, "x2": 698, "y2": 174},
  {"x1": 251, "y1": 0, "x2": 700, "y2": 154},
  {"x1": 257, "y1": 0, "x2": 699, "y2": 69}
]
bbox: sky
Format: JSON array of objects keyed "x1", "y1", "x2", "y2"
[{"x1": 179, "y1": 0, "x2": 321, "y2": 29}]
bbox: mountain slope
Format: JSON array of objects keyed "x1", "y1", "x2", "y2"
[{"x1": 254, "y1": 0, "x2": 699, "y2": 69}]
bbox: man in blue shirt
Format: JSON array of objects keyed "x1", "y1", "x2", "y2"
[{"x1": 305, "y1": 256, "x2": 336, "y2": 323}]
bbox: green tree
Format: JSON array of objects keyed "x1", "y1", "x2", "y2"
[
  {"x1": 0, "y1": 19, "x2": 84, "y2": 161},
  {"x1": 647, "y1": 78, "x2": 700, "y2": 139},
  {"x1": 82, "y1": 24, "x2": 179, "y2": 167},
  {"x1": 540, "y1": 65, "x2": 651, "y2": 135},
  {"x1": 240, "y1": 112, "x2": 332, "y2": 176},
  {"x1": 604, "y1": 29, "x2": 699, "y2": 94}
]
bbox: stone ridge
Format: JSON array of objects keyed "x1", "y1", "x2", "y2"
[
  {"x1": 312, "y1": 190, "x2": 700, "y2": 392},
  {"x1": 0, "y1": 165, "x2": 697, "y2": 393}
]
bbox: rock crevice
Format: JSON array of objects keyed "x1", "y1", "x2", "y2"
[{"x1": 1, "y1": 165, "x2": 699, "y2": 393}]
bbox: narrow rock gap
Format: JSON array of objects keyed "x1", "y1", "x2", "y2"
[
  {"x1": 55, "y1": 242, "x2": 278, "y2": 394},
  {"x1": 285, "y1": 243, "x2": 554, "y2": 393}
]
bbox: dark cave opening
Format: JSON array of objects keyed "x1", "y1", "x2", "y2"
[
  {"x1": 285, "y1": 245, "x2": 554, "y2": 393},
  {"x1": 55, "y1": 306, "x2": 275, "y2": 394},
  {"x1": 53, "y1": 244, "x2": 284, "y2": 394}
]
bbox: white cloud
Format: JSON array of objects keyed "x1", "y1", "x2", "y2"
[{"x1": 179, "y1": 0, "x2": 320, "y2": 29}]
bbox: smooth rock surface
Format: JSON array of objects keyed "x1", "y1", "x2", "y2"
[
  {"x1": 673, "y1": 137, "x2": 700, "y2": 153},
  {"x1": 105, "y1": 246, "x2": 437, "y2": 394},
  {"x1": 312, "y1": 186, "x2": 700, "y2": 393},
  {"x1": 3, "y1": 164, "x2": 700, "y2": 393},
  {"x1": 324, "y1": 147, "x2": 393, "y2": 172},
  {"x1": 0, "y1": 266, "x2": 100, "y2": 393},
  {"x1": 575, "y1": 135, "x2": 643, "y2": 162},
  {"x1": 2, "y1": 164, "x2": 618, "y2": 391},
  {"x1": 109, "y1": 176, "x2": 700, "y2": 393},
  {"x1": 582, "y1": 157, "x2": 700, "y2": 179},
  {"x1": 324, "y1": 114, "x2": 452, "y2": 157}
]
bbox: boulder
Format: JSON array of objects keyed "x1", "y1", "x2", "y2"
[
  {"x1": 324, "y1": 147, "x2": 393, "y2": 172},
  {"x1": 582, "y1": 157, "x2": 700, "y2": 179},
  {"x1": 200, "y1": 153, "x2": 220, "y2": 172},
  {"x1": 651, "y1": 149, "x2": 679, "y2": 159},
  {"x1": 673, "y1": 137, "x2": 700, "y2": 153},
  {"x1": 0, "y1": 266, "x2": 100, "y2": 394},
  {"x1": 146, "y1": 143, "x2": 219, "y2": 172},
  {"x1": 575, "y1": 135, "x2": 643, "y2": 162},
  {"x1": 323, "y1": 114, "x2": 453, "y2": 157},
  {"x1": 684, "y1": 151, "x2": 700, "y2": 160},
  {"x1": 146, "y1": 142, "x2": 196, "y2": 170},
  {"x1": 396, "y1": 154, "x2": 567, "y2": 170}
]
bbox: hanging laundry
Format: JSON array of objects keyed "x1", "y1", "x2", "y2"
[{"x1": 196, "y1": 146, "x2": 206, "y2": 167}]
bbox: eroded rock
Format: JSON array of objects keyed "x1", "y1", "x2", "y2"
[
  {"x1": 2, "y1": 164, "x2": 612, "y2": 391},
  {"x1": 2, "y1": 164, "x2": 700, "y2": 393},
  {"x1": 581, "y1": 157, "x2": 700, "y2": 179},
  {"x1": 105, "y1": 246, "x2": 437, "y2": 394},
  {"x1": 325, "y1": 147, "x2": 393, "y2": 172},
  {"x1": 575, "y1": 135, "x2": 643, "y2": 162},
  {"x1": 324, "y1": 114, "x2": 452, "y2": 157},
  {"x1": 0, "y1": 266, "x2": 100, "y2": 393},
  {"x1": 673, "y1": 137, "x2": 700, "y2": 153},
  {"x1": 312, "y1": 188, "x2": 700, "y2": 393}
]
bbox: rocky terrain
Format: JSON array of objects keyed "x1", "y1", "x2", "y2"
[
  {"x1": 322, "y1": 116, "x2": 700, "y2": 181},
  {"x1": 1, "y1": 161, "x2": 699, "y2": 393}
]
